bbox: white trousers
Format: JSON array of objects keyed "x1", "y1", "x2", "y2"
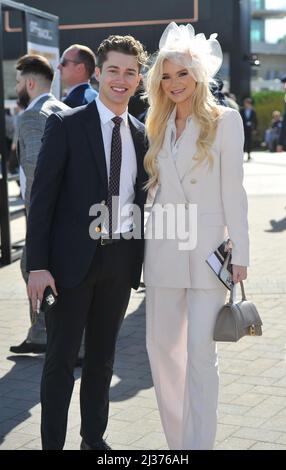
[{"x1": 146, "y1": 287, "x2": 226, "y2": 450}]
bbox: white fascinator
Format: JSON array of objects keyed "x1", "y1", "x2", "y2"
[{"x1": 158, "y1": 22, "x2": 223, "y2": 82}]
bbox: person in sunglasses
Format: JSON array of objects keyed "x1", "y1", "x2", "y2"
[{"x1": 58, "y1": 44, "x2": 98, "y2": 108}]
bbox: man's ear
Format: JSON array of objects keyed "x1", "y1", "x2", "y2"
[
  {"x1": 137, "y1": 73, "x2": 143, "y2": 87},
  {"x1": 95, "y1": 66, "x2": 101, "y2": 82},
  {"x1": 27, "y1": 77, "x2": 35, "y2": 91},
  {"x1": 78, "y1": 63, "x2": 86, "y2": 75}
]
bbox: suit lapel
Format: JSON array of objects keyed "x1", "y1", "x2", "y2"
[
  {"x1": 159, "y1": 117, "x2": 200, "y2": 202},
  {"x1": 160, "y1": 123, "x2": 187, "y2": 202},
  {"x1": 82, "y1": 105, "x2": 147, "y2": 199},
  {"x1": 128, "y1": 115, "x2": 148, "y2": 190},
  {"x1": 174, "y1": 118, "x2": 200, "y2": 181},
  {"x1": 66, "y1": 84, "x2": 89, "y2": 101},
  {"x1": 82, "y1": 101, "x2": 108, "y2": 194},
  {"x1": 129, "y1": 116, "x2": 144, "y2": 164}
]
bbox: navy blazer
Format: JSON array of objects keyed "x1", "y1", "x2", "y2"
[
  {"x1": 240, "y1": 108, "x2": 257, "y2": 131},
  {"x1": 63, "y1": 83, "x2": 98, "y2": 108},
  {"x1": 26, "y1": 101, "x2": 148, "y2": 289}
]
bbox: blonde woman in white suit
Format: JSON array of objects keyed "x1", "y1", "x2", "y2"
[{"x1": 144, "y1": 22, "x2": 249, "y2": 450}]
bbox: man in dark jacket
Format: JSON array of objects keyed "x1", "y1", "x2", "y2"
[
  {"x1": 240, "y1": 97, "x2": 258, "y2": 161},
  {"x1": 26, "y1": 35, "x2": 148, "y2": 451},
  {"x1": 58, "y1": 44, "x2": 98, "y2": 108}
]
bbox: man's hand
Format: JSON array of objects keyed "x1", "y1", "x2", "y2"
[
  {"x1": 232, "y1": 265, "x2": 247, "y2": 284},
  {"x1": 27, "y1": 271, "x2": 58, "y2": 313},
  {"x1": 277, "y1": 145, "x2": 284, "y2": 153}
]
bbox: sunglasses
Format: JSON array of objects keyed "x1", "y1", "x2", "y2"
[{"x1": 59, "y1": 58, "x2": 81, "y2": 67}]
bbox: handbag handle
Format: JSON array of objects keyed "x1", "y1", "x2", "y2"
[{"x1": 229, "y1": 281, "x2": 247, "y2": 304}]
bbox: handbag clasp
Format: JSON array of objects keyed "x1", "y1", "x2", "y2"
[{"x1": 249, "y1": 325, "x2": 256, "y2": 336}]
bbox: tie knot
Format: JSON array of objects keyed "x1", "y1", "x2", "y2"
[{"x1": 112, "y1": 116, "x2": 122, "y2": 127}]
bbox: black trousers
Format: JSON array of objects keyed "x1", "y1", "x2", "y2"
[
  {"x1": 41, "y1": 238, "x2": 135, "y2": 449},
  {"x1": 244, "y1": 127, "x2": 253, "y2": 154}
]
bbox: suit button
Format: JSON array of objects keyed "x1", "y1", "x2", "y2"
[
  {"x1": 190, "y1": 178, "x2": 197, "y2": 184},
  {"x1": 95, "y1": 227, "x2": 101, "y2": 233}
]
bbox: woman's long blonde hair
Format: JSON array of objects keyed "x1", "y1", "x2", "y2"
[{"x1": 144, "y1": 52, "x2": 223, "y2": 189}]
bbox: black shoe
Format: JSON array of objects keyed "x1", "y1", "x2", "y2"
[
  {"x1": 10, "y1": 340, "x2": 46, "y2": 354},
  {"x1": 80, "y1": 438, "x2": 112, "y2": 450}
]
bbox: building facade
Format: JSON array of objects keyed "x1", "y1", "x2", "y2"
[{"x1": 251, "y1": 0, "x2": 286, "y2": 90}]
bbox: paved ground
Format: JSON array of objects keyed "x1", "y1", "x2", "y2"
[{"x1": 1, "y1": 151, "x2": 286, "y2": 450}]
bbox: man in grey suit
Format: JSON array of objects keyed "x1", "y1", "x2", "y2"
[{"x1": 10, "y1": 54, "x2": 69, "y2": 354}]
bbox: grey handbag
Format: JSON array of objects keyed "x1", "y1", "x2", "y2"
[{"x1": 214, "y1": 281, "x2": 263, "y2": 342}]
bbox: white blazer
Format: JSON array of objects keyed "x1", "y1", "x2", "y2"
[{"x1": 144, "y1": 107, "x2": 249, "y2": 289}]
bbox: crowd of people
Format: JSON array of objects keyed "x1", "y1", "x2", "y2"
[{"x1": 2, "y1": 21, "x2": 284, "y2": 451}]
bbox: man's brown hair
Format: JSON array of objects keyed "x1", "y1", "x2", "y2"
[
  {"x1": 96, "y1": 35, "x2": 148, "y2": 71},
  {"x1": 16, "y1": 54, "x2": 54, "y2": 82}
]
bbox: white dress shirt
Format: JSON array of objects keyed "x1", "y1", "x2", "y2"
[{"x1": 95, "y1": 96, "x2": 137, "y2": 234}]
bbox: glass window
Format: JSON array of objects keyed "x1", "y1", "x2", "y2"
[
  {"x1": 252, "y1": 0, "x2": 286, "y2": 12},
  {"x1": 251, "y1": 19, "x2": 265, "y2": 41},
  {"x1": 251, "y1": 0, "x2": 265, "y2": 10}
]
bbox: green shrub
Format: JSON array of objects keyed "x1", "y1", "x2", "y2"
[{"x1": 251, "y1": 91, "x2": 285, "y2": 147}]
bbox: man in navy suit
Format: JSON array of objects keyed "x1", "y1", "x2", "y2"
[
  {"x1": 26, "y1": 35, "x2": 148, "y2": 450},
  {"x1": 58, "y1": 44, "x2": 98, "y2": 108},
  {"x1": 240, "y1": 97, "x2": 258, "y2": 161}
]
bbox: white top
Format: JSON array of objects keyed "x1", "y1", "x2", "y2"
[
  {"x1": 144, "y1": 107, "x2": 249, "y2": 289},
  {"x1": 95, "y1": 96, "x2": 137, "y2": 234},
  {"x1": 169, "y1": 106, "x2": 192, "y2": 160}
]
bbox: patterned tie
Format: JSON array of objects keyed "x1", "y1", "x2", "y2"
[{"x1": 107, "y1": 116, "x2": 122, "y2": 237}]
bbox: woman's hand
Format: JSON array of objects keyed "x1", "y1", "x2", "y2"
[{"x1": 232, "y1": 265, "x2": 247, "y2": 283}]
